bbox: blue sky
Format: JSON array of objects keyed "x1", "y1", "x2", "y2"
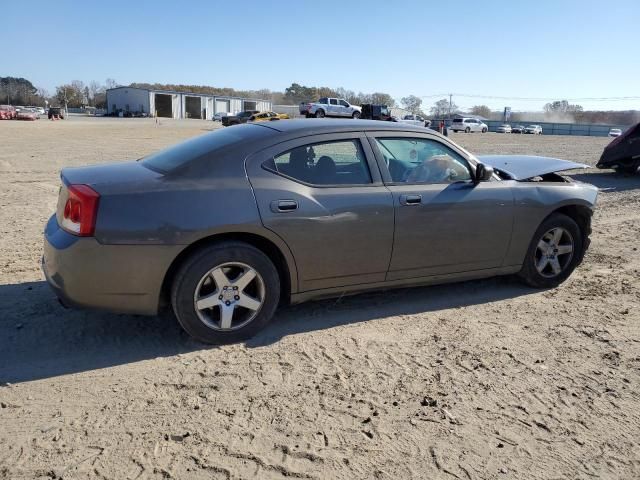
[{"x1": 5, "y1": 0, "x2": 640, "y2": 111}]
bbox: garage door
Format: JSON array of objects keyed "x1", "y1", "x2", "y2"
[{"x1": 215, "y1": 99, "x2": 230, "y2": 113}]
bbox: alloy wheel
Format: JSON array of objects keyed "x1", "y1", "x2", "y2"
[
  {"x1": 534, "y1": 227, "x2": 574, "y2": 278},
  {"x1": 193, "y1": 262, "x2": 265, "y2": 331}
]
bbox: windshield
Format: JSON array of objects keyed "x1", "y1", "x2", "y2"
[{"x1": 142, "y1": 126, "x2": 266, "y2": 172}]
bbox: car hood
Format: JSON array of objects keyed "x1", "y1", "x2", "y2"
[{"x1": 477, "y1": 155, "x2": 589, "y2": 180}]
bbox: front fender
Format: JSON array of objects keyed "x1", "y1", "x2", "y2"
[{"x1": 504, "y1": 182, "x2": 597, "y2": 266}]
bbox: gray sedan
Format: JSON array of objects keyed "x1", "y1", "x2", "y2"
[{"x1": 43, "y1": 120, "x2": 597, "y2": 343}]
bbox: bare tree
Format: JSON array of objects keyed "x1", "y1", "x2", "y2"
[
  {"x1": 401, "y1": 95, "x2": 422, "y2": 114},
  {"x1": 105, "y1": 78, "x2": 118, "y2": 90},
  {"x1": 430, "y1": 98, "x2": 458, "y2": 118},
  {"x1": 470, "y1": 105, "x2": 491, "y2": 118}
]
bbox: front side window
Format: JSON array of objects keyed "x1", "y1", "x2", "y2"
[
  {"x1": 374, "y1": 138, "x2": 472, "y2": 184},
  {"x1": 339, "y1": 100, "x2": 349, "y2": 107},
  {"x1": 267, "y1": 139, "x2": 372, "y2": 186}
]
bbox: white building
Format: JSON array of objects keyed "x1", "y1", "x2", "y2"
[{"x1": 106, "y1": 87, "x2": 272, "y2": 119}]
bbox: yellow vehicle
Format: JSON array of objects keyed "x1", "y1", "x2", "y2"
[{"x1": 249, "y1": 111, "x2": 290, "y2": 122}]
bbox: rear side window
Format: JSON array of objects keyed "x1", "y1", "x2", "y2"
[
  {"x1": 265, "y1": 139, "x2": 372, "y2": 186},
  {"x1": 142, "y1": 126, "x2": 268, "y2": 172},
  {"x1": 330, "y1": 99, "x2": 338, "y2": 105},
  {"x1": 453, "y1": 118, "x2": 462, "y2": 123}
]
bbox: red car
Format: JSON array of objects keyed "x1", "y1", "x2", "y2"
[{"x1": 0, "y1": 105, "x2": 17, "y2": 120}]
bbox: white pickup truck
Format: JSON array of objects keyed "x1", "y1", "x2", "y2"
[
  {"x1": 398, "y1": 114, "x2": 430, "y2": 128},
  {"x1": 299, "y1": 98, "x2": 361, "y2": 118}
]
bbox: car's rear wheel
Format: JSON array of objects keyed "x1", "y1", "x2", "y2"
[
  {"x1": 315, "y1": 109, "x2": 325, "y2": 118},
  {"x1": 171, "y1": 242, "x2": 280, "y2": 344},
  {"x1": 352, "y1": 111, "x2": 361, "y2": 119},
  {"x1": 518, "y1": 213, "x2": 583, "y2": 289}
]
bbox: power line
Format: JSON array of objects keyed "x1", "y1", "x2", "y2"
[{"x1": 420, "y1": 93, "x2": 640, "y2": 102}]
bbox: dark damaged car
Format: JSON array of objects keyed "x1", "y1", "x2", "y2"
[
  {"x1": 596, "y1": 122, "x2": 640, "y2": 174},
  {"x1": 43, "y1": 120, "x2": 598, "y2": 344},
  {"x1": 221, "y1": 110, "x2": 259, "y2": 127}
]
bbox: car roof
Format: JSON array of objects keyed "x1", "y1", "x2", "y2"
[{"x1": 253, "y1": 118, "x2": 432, "y2": 135}]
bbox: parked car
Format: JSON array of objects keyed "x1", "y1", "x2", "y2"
[
  {"x1": 511, "y1": 125, "x2": 526, "y2": 134},
  {"x1": 525, "y1": 125, "x2": 543, "y2": 134},
  {"x1": 48, "y1": 107, "x2": 65, "y2": 119},
  {"x1": 249, "y1": 111, "x2": 290, "y2": 122},
  {"x1": 213, "y1": 112, "x2": 230, "y2": 121},
  {"x1": 360, "y1": 104, "x2": 396, "y2": 121},
  {"x1": 221, "y1": 110, "x2": 259, "y2": 126},
  {"x1": 399, "y1": 114, "x2": 430, "y2": 128},
  {"x1": 43, "y1": 119, "x2": 597, "y2": 344},
  {"x1": 27, "y1": 106, "x2": 46, "y2": 115},
  {"x1": 16, "y1": 108, "x2": 38, "y2": 121},
  {"x1": 0, "y1": 105, "x2": 17, "y2": 120},
  {"x1": 299, "y1": 98, "x2": 361, "y2": 118},
  {"x1": 497, "y1": 124, "x2": 512, "y2": 133},
  {"x1": 597, "y1": 122, "x2": 640, "y2": 174},
  {"x1": 450, "y1": 118, "x2": 488, "y2": 133},
  {"x1": 608, "y1": 128, "x2": 622, "y2": 137}
]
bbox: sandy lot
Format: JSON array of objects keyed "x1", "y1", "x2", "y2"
[{"x1": 1, "y1": 117, "x2": 639, "y2": 479}]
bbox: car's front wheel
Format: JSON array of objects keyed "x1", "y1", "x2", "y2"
[
  {"x1": 518, "y1": 213, "x2": 583, "y2": 289},
  {"x1": 315, "y1": 109, "x2": 325, "y2": 118},
  {"x1": 465, "y1": 127, "x2": 470, "y2": 133},
  {"x1": 171, "y1": 242, "x2": 280, "y2": 344},
  {"x1": 352, "y1": 111, "x2": 361, "y2": 119}
]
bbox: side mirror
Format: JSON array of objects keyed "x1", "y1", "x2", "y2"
[{"x1": 474, "y1": 163, "x2": 494, "y2": 183}]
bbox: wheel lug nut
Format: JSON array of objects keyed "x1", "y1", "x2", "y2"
[
  {"x1": 234, "y1": 295, "x2": 240, "y2": 300},
  {"x1": 233, "y1": 286, "x2": 238, "y2": 290},
  {"x1": 218, "y1": 295, "x2": 223, "y2": 300},
  {"x1": 225, "y1": 301, "x2": 230, "y2": 306},
  {"x1": 223, "y1": 286, "x2": 228, "y2": 290}
]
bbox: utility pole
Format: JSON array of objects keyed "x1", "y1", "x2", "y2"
[{"x1": 449, "y1": 93, "x2": 452, "y2": 120}]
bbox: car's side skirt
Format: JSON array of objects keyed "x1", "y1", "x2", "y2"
[{"x1": 289, "y1": 265, "x2": 522, "y2": 304}]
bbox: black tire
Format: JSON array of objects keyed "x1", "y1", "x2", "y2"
[
  {"x1": 315, "y1": 109, "x2": 325, "y2": 118},
  {"x1": 171, "y1": 242, "x2": 280, "y2": 344},
  {"x1": 465, "y1": 127, "x2": 470, "y2": 133},
  {"x1": 518, "y1": 213, "x2": 584, "y2": 289},
  {"x1": 482, "y1": 127, "x2": 487, "y2": 133},
  {"x1": 352, "y1": 111, "x2": 361, "y2": 119}
]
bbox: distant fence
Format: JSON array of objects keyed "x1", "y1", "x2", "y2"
[
  {"x1": 67, "y1": 107, "x2": 107, "y2": 115},
  {"x1": 485, "y1": 120, "x2": 630, "y2": 137}
]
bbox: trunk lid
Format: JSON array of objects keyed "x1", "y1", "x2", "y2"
[
  {"x1": 61, "y1": 161, "x2": 163, "y2": 191},
  {"x1": 477, "y1": 155, "x2": 589, "y2": 180}
]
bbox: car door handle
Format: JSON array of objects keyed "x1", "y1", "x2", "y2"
[
  {"x1": 271, "y1": 199, "x2": 298, "y2": 213},
  {"x1": 399, "y1": 194, "x2": 422, "y2": 205}
]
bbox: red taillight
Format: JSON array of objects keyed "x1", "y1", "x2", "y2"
[{"x1": 60, "y1": 184, "x2": 100, "y2": 236}]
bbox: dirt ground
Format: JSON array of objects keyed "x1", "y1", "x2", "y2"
[{"x1": 1, "y1": 117, "x2": 639, "y2": 480}]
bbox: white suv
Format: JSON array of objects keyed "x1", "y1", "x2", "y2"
[{"x1": 450, "y1": 117, "x2": 488, "y2": 133}]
